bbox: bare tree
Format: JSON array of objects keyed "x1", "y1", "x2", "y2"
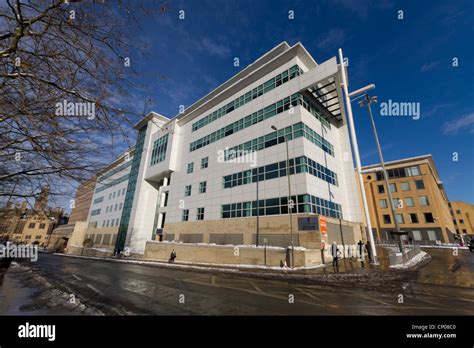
[{"x1": 0, "y1": 0, "x2": 167, "y2": 206}]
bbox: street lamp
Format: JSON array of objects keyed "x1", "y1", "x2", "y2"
[
  {"x1": 338, "y1": 48, "x2": 378, "y2": 264},
  {"x1": 271, "y1": 125, "x2": 294, "y2": 268},
  {"x1": 255, "y1": 164, "x2": 260, "y2": 247},
  {"x1": 358, "y1": 94, "x2": 405, "y2": 254}
]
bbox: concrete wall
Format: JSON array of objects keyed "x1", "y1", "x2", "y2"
[
  {"x1": 144, "y1": 241, "x2": 322, "y2": 267},
  {"x1": 162, "y1": 213, "x2": 362, "y2": 249}
]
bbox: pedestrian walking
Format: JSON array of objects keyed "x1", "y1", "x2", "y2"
[
  {"x1": 169, "y1": 249, "x2": 177, "y2": 263},
  {"x1": 331, "y1": 242, "x2": 339, "y2": 270},
  {"x1": 357, "y1": 240, "x2": 365, "y2": 261},
  {"x1": 365, "y1": 241, "x2": 372, "y2": 261}
]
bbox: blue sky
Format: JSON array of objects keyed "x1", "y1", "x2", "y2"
[{"x1": 119, "y1": 0, "x2": 474, "y2": 203}]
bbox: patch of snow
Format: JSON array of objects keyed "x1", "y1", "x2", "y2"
[{"x1": 390, "y1": 251, "x2": 427, "y2": 269}]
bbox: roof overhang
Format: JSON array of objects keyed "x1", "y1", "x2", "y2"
[{"x1": 133, "y1": 111, "x2": 170, "y2": 130}]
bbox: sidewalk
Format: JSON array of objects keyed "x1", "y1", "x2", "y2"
[{"x1": 51, "y1": 244, "x2": 428, "y2": 285}]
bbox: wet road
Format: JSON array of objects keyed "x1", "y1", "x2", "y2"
[{"x1": 1, "y1": 249, "x2": 473, "y2": 315}]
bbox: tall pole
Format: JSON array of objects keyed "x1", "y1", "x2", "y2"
[
  {"x1": 339, "y1": 218, "x2": 346, "y2": 258},
  {"x1": 365, "y1": 97, "x2": 404, "y2": 253},
  {"x1": 338, "y1": 48, "x2": 378, "y2": 264},
  {"x1": 256, "y1": 172, "x2": 259, "y2": 247},
  {"x1": 285, "y1": 136, "x2": 295, "y2": 268}
]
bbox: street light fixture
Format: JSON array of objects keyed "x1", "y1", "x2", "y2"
[
  {"x1": 358, "y1": 94, "x2": 405, "y2": 254},
  {"x1": 271, "y1": 125, "x2": 294, "y2": 268}
]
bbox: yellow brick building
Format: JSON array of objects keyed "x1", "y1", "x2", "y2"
[
  {"x1": 449, "y1": 201, "x2": 474, "y2": 239},
  {"x1": 360, "y1": 155, "x2": 455, "y2": 244}
]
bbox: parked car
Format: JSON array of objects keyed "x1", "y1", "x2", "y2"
[{"x1": 469, "y1": 238, "x2": 474, "y2": 252}]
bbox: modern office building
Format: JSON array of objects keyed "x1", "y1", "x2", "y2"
[
  {"x1": 66, "y1": 149, "x2": 135, "y2": 255},
  {"x1": 361, "y1": 154, "x2": 456, "y2": 244},
  {"x1": 115, "y1": 41, "x2": 364, "y2": 256},
  {"x1": 449, "y1": 201, "x2": 474, "y2": 238}
]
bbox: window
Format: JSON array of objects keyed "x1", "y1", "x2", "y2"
[
  {"x1": 462, "y1": 229, "x2": 467, "y2": 233},
  {"x1": 424, "y1": 212, "x2": 435, "y2": 223},
  {"x1": 409, "y1": 213, "x2": 419, "y2": 224},
  {"x1": 114, "y1": 204, "x2": 118, "y2": 211},
  {"x1": 456, "y1": 209, "x2": 461, "y2": 214},
  {"x1": 191, "y1": 65, "x2": 303, "y2": 132},
  {"x1": 35, "y1": 235, "x2": 42, "y2": 240},
  {"x1": 379, "y1": 199, "x2": 388, "y2": 208},
  {"x1": 222, "y1": 155, "x2": 338, "y2": 189},
  {"x1": 459, "y1": 219, "x2": 464, "y2": 224},
  {"x1": 197, "y1": 207, "x2": 205, "y2": 220},
  {"x1": 187, "y1": 162, "x2": 194, "y2": 174},
  {"x1": 392, "y1": 198, "x2": 402, "y2": 209},
  {"x1": 221, "y1": 194, "x2": 342, "y2": 220},
  {"x1": 377, "y1": 185, "x2": 385, "y2": 194},
  {"x1": 201, "y1": 157, "x2": 209, "y2": 169},
  {"x1": 25, "y1": 235, "x2": 32, "y2": 239},
  {"x1": 109, "y1": 193, "x2": 112, "y2": 199},
  {"x1": 406, "y1": 166, "x2": 421, "y2": 176},
  {"x1": 419, "y1": 196, "x2": 429, "y2": 206},
  {"x1": 389, "y1": 183, "x2": 397, "y2": 193},
  {"x1": 383, "y1": 215, "x2": 391, "y2": 224},
  {"x1": 401, "y1": 181, "x2": 410, "y2": 191},
  {"x1": 28, "y1": 223, "x2": 35, "y2": 228},
  {"x1": 91, "y1": 209, "x2": 101, "y2": 216},
  {"x1": 119, "y1": 203, "x2": 123, "y2": 210},
  {"x1": 427, "y1": 230, "x2": 437, "y2": 241},
  {"x1": 184, "y1": 185, "x2": 192, "y2": 197},
  {"x1": 122, "y1": 188, "x2": 126, "y2": 195},
  {"x1": 199, "y1": 181, "x2": 207, "y2": 193},
  {"x1": 182, "y1": 209, "x2": 189, "y2": 221},
  {"x1": 405, "y1": 197, "x2": 415, "y2": 207},
  {"x1": 396, "y1": 214, "x2": 404, "y2": 224},
  {"x1": 415, "y1": 180, "x2": 425, "y2": 189},
  {"x1": 39, "y1": 223, "x2": 46, "y2": 229},
  {"x1": 113, "y1": 191, "x2": 116, "y2": 198},
  {"x1": 150, "y1": 134, "x2": 169, "y2": 165},
  {"x1": 412, "y1": 230, "x2": 421, "y2": 240}
]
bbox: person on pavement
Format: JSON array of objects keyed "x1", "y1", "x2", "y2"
[
  {"x1": 169, "y1": 249, "x2": 177, "y2": 263},
  {"x1": 365, "y1": 241, "x2": 372, "y2": 261},
  {"x1": 331, "y1": 242, "x2": 340, "y2": 271},
  {"x1": 357, "y1": 240, "x2": 365, "y2": 261}
]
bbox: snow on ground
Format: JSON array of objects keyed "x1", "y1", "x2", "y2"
[{"x1": 389, "y1": 251, "x2": 427, "y2": 269}]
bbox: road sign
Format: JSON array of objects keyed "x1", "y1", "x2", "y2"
[{"x1": 320, "y1": 216, "x2": 327, "y2": 235}]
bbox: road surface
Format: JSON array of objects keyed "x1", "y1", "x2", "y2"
[{"x1": 1, "y1": 248, "x2": 473, "y2": 315}]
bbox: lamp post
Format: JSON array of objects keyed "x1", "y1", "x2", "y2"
[
  {"x1": 255, "y1": 171, "x2": 260, "y2": 247},
  {"x1": 338, "y1": 48, "x2": 378, "y2": 264},
  {"x1": 271, "y1": 125, "x2": 294, "y2": 268},
  {"x1": 358, "y1": 94, "x2": 405, "y2": 254}
]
